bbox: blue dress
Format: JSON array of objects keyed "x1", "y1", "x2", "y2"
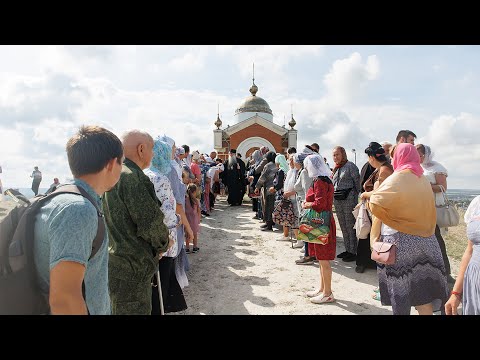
[
  {"x1": 166, "y1": 165, "x2": 190, "y2": 288},
  {"x1": 463, "y1": 219, "x2": 480, "y2": 315}
]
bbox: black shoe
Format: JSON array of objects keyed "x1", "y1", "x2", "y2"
[
  {"x1": 342, "y1": 253, "x2": 356, "y2": 262},
  {"x1": 260, "y1": 223, "x2": 269, "y2": 228},
  {"x1": 261, "y1": 226, "x2": 273, "y2": 231},
  {"x1": 192, "y1": 247, "x2": 199, "y2": 253},
  {"x1": 336, "y1": 251, "x2": 349, "y2": 259},
  {"x1": 355, "y1": 265, "x2": 366, "y2": 273},
  {"x1": 447, "y1": 275, "x2": 456, "y2": 284}
]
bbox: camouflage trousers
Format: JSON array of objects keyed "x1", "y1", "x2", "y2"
[{"x1": 109, "y1": 276, "x2": 153, "y2": 315}]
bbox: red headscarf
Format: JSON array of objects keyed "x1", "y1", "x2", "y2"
[{"x1": 392, "y1": 143, "x2": 423, "y2": 178}]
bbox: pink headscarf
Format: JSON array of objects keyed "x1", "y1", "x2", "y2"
[{"x1": 392, "y1": 143, "x2": 424, "y2": 178}]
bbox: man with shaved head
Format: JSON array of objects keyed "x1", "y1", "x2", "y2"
[{"x1": 103, "y1": 130, "x2": 171, "y2": 315}]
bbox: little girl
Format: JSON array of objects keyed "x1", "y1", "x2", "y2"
[{"x1": 185, "y1": 183, "x2": 201, "y2": 253}]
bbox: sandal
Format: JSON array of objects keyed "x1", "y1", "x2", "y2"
[{"x1": 311, "y1": 293, "x2": 335, "y2": 304}]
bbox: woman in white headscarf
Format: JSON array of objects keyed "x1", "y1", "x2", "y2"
[
  {"x1": 445, "y1": 196, "x2": 480, "y2": 315},
  {"x1": 416, "y1": 144, "x2": 454, "y2": 284},
  {"x1": 302, "y1": 154, "x2": 337, "y2": 304}
]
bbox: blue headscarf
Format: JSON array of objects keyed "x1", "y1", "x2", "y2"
[
  {"x1": 150, "y1": 139, "x2": 172, "y2": 175},
  {"x1": 275, "y1": 154, "x2": 289, "y2": 173},
  {"x1": 293, "y1": 152, "x2": 309, "y2": 166}
]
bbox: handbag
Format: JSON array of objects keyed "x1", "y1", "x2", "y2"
[
  {"x1": 272, "y1": 198, "x2": 297, "y2": 227},
  {"x1": 297, "y1": 208, "x2": 331, "y2": 245},
  {"x1": 334, "y1": 187, "x2": 352, "y2": 200},
  {"x1": 371, "y1": 241, "x2": 396, "y2": 265},
  {"x1": 352, "y1": 200, "x2": 371, "y2": 239},
  {"x1": 436, "y1": 185, "x2": 460, "y2": 228}
]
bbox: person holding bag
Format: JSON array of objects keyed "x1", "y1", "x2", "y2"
[
  {"x1": 358, "y1": 142, "x2": 394, "y2": 274},
  {"x1": 332, "y1": 146, "x2": 360, "y2": 262},
  {"x1": 302, "y1": 155, "x2": 337, "y2": 304},
  {"x1": 369, "y1": 143, "x2": 448, "y2": 315},
  {"x1": 416, "y1": 144, "x2": 457, "y2": 284}
]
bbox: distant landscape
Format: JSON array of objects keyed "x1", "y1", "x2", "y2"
[{"x1": 5, "y1": 188, "x2": 480, "y2": 207}]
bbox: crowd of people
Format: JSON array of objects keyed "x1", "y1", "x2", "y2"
[
  {"x1": 13, "y1": 125, "x2": 480, "y2": 315},
  {"x1": 27, "y1": 126, "x2": 238, "y2": 315},
  {"x1": 241, "y1": 129, "x2": 479, "y2": 315}
]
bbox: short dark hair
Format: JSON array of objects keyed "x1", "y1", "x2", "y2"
[
  {"x1": 396, "y1": 130, "x2": 417, "y2": 143},
  {"x1": 365, "y1": 141, "x2": 387, "y2": 162},
  {"x1": 236, "y1": 153, "x2": 242, "y2": 158},
  {"x1": 415, "y1": 144, "x2": 425, "y2": 155},
  {"x1": 287, "y1": 147, "x2": 297, "y2": 154},
  {"x1": 310, "y1": 143, "x2": 320, "y2": 152},
  {"x1": 266, "y1": 151, "x2": 277, "y2": 163},
  {"x1": 182, "y1": 144, "x2": 190, "y2": 153},
  {"x1": 66, "y1": 125, "x2": 123, "y2": 177}
]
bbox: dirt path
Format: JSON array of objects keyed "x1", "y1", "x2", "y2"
[{"x1": 181, "y1": 196, "x2": 396, "y2": 315}]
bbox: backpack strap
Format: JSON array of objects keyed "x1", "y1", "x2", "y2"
[{"x1": 51, "y1": 185, "x2": 105, "y2": 260}]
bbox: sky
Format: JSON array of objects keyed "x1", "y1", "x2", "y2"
[{"x1": 0, "y1": 45, "x2": 479, "y2": 189}]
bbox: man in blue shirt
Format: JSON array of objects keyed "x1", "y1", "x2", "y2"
[{"x1": 34, "y1": 125, "x2": 123, "y2": 315}]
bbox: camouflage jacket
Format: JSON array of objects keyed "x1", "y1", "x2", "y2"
[{"x1": 103, "y1": 158, "x2": 169, "y2": 282}]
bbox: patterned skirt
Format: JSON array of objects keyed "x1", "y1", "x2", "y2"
[{"x1": 377, "y1": 231, "x2": 448, "y2": 315}]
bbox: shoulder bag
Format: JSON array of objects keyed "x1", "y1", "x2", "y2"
[{"x1": 436, "y1": 185, "x2": 460, "y2": 228}]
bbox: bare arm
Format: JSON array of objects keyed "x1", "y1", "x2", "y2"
[
  {"x1": 445, "y1": 240, "x2": 473, "y2": 315},
  {"x1": 432, "y1": 173, "x2": 447, "y2": 193},
  {"x1": 49, "y1": 261, "x2": 88, "y2": 315}
]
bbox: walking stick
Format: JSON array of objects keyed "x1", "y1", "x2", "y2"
[{"x1": 156, "y1": 270, "x2": 165, "y2": 315}]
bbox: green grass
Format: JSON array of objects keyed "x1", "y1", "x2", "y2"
[{"x1": 444, "y1": 208, "x2": 467, "y2": 261}]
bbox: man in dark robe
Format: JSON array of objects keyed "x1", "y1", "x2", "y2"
[{"x1": 223, "y1": 149, "x2": 246, "y2": 206}]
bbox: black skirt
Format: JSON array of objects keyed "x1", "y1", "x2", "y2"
[{"x1": 151, "y1": 257, "x2": 187, "y2": 315}]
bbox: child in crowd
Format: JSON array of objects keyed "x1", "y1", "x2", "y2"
[{"x1": 185, "y1": 183, "x2": 201, "y2": 253}]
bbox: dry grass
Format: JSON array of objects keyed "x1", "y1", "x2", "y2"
[{"x1": 444, "y1": 208, "x2": 468, "y2": 261}]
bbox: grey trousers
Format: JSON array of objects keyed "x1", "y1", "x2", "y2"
[{"x1": 334, "y1": 194, "x2": 358, "y2": 254}]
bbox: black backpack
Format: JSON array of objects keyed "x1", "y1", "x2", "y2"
[{"x1": 0, "y1": 184, "x2": 105, "y2": 315}]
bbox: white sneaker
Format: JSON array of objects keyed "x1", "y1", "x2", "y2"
[
  {"x1": 305, "y1": 289, "x2": 322, "y2": 298},
  {"x1": 310, "y1": 293, "x2": 335, "y2": 304},
  {"x1": 293, "y1": 240, "x2": 304, "y2": 249}
]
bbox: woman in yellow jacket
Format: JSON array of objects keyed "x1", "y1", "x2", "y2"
[{"x1": 368, "y1": 143, "x2": 448, "y2": 315}]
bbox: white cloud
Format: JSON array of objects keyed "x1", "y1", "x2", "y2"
[
  {"x1": 168, "y1": 47, "x2": 208, "y2": 72},
  {"x1": 0, "y1": 45, "x2": 479, "y2": 191},
  {"x1": 323, "y1": 52, "x2": 380, "y2": 107}
]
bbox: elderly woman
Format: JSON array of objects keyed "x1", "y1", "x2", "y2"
[
  {"x1": 272, "y1": 154, "x2": 290, "y2": 240},
  {"x1": 416, "y1": 144, "x2": 454, "y2": 284},
  {"x1": 144, "y1": 139, "x2": 186, "y2": 314},
  {"x1": 302, "y1": 155, "x2": 337, "y2": 304},
  {"x1": 255, "y1": 151, "x2": 277, "y2": 231},
  {"x1": 445, "y1": 196, "x2": 480, "y2": 315},
  {"x1": 159, "y1": 135, "x2": 194, "y2": 298},
  {"x1": 293, "y1": 151, "x2": 315, "y2": 264},
  {"x1": 247, "y1": 149, "x2": 264, "y2": 219},
  {"x1": 358, "y1": 142, "x2": 394, "y2": 273},
  {"x1": 332, "y1": 146, "x2": 361, "y2": 262},
  {"x1": 369, "y1": 143, "x2": 448, "y2": 315},
  {"x1": 282, "y1": 153, "x2": 300, "y2": 243}
]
